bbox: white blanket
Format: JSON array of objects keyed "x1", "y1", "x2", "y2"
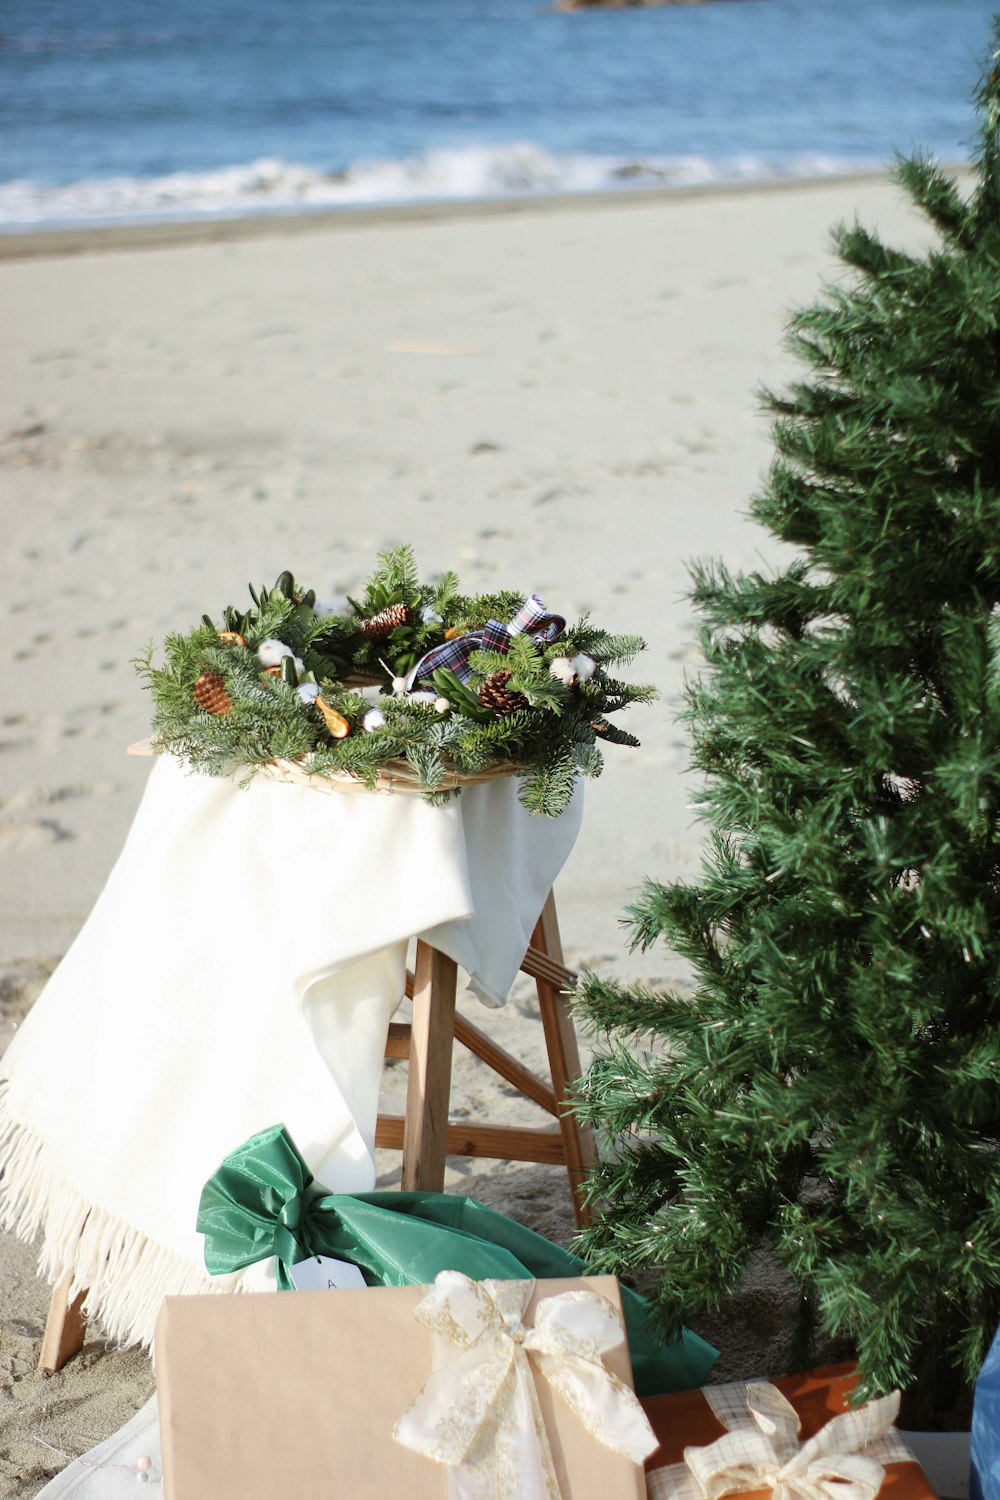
[{"x1": 0, "y1": 757, "x2": 581, "y2": 1347}]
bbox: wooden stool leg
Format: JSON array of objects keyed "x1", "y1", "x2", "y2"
[
  {"x1": 401, "y1": 940, "x2": 458, "y2": 1191},
  {"x1": 39, "y1": 1276, "x2": 87, "y2": 1373},
  {"x1": 532, "y1": 892, "x2": 596, "y2": 1229}
]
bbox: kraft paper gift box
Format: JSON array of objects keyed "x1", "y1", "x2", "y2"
[
  {"x1": 641, "y1": 1363, "x2": 938, "y2": 1500},
  {"x1": 156, "y1": 1274, "x2": 652, "y2": 1500}
]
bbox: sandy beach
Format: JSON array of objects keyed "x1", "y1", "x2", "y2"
[{"x1": 0, "y1": 176, "x2": 939, "y2": 1494}]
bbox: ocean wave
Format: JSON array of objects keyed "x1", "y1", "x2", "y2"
[{"x1": 0, "y1": 145, "x2": 884, "y2": 230}]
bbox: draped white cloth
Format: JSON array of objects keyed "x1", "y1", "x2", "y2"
[{"x1": 0, "y1": 757, "x2": 582, "y2": 1347}]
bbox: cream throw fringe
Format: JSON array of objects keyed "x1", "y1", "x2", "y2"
[
  {"x1": 0, "y1": 767, "x2": 584, "y2": 1351},
  {"x1": 0, "y1": 1079, "x2": 237, "y2": 1349}
]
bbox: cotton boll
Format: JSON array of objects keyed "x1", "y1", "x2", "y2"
[
  {"x1": 257, "y1": 638, "x2": 292, "y2": 668},
  {"x1": 313, "y1": 596, "x2": 349, "y2": 618},
  {"x1": 548, "y1": 657, "x2": 576, "y2": 686},
  {"x1": 407, "y1": 690, "x2": 438, "y2": 706},
  {"x1": 291, "y1": 655, "x2": 305, "y2": 676},
  {"x1": 296, "y1": 683, "x2": 319, "y2": 705},
  {"x1": 362, "y1": 708, "x2": 386, "y2": 731},
  {"x1": 570, "y1": 653, "x2": 597, "y2": 683}
]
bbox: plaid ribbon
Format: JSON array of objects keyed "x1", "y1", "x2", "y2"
[
  {"x1": 647, "y1": 1380, "x2": 911, "y2": 1500},
  {"x1": 406, "y1": 594, "x2": 565, "y2": 689}
]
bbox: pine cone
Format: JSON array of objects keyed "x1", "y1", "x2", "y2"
[
  {"x1": 358, "y1": 602, "x2": 410, "y2": 640},
  {"x1": 193, "y1": 669, "x2": 232, "y2": 716},
  {"x1": 478, "y1": 670, "x2": 529, "y2": 715}
]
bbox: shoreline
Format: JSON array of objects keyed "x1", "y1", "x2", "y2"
[{"x1": 0, "y1": 165, "x2": 966, "y2": 261}]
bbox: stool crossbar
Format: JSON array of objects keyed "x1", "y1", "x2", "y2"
[{"x1": 375, "y1": 890, "x2": 594, "y2": 1223}]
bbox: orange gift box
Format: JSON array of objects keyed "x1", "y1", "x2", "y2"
[{"x1": 641, "y1": 1364, "x2": 936, "y2": 1500}]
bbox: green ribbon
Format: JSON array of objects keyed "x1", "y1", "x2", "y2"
[{"x1": 197, "y1": 1122, "x2": 718, "y2": 1398}]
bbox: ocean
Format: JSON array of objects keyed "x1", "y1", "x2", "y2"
[{"x1": 0, "y1": 0, "x2": 993, "y2": 229}]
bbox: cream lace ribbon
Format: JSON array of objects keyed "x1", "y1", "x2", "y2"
[
  {"x1": 393, "y1": 1271, "x2": 659, "y2": 1500},
  {"x1": 647, "y1": 1378, "x2": 914, "y2": 1500}
]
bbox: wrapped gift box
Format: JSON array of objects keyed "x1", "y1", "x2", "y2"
[
  {"x1": 642, "y1": 1363, "x2": 937, "y2": 1500},
  {"x1": 156, "y1": 1275, "x2": 647, "y2": 1500}
]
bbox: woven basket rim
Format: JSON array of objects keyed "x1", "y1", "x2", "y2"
[
  {"x1": 128, "y1": 739, "x2": 521, "y2": 797},
  {"x1": 267, "y1": 755, "x2": 522, "y2": 796}
]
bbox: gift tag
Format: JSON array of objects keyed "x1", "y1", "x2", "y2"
[{"x1": 289, "y1": 1256, "x2": 368, "y2": 1291}]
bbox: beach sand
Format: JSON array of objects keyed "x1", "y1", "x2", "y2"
[{"x1": 0, "y1": 176, "x2": 938, "y2": 1493}]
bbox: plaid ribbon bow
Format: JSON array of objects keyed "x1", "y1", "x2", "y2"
[
  {"x1": 406, "y1": 594, "x2": 566, "y2": 689},
  {"x1": 647, "y1": 1380, "x2": 910, "y2": 1500}
]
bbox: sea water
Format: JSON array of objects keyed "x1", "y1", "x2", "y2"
[{"x1": 0, "y1": 0, "x2": 993, "y2": 229}]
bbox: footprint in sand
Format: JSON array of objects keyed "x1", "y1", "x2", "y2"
[
  {"x1": 53, "y1": 701, "x2": 130, "y2": 741},
  {"x1": 0, "y1": 783, "x2": 114, "y2": 850},
  {"x1": 0, "y1": 818, "x2": 75, "y2": 849},
  {"x1": 0, "y1": 729, "x2": 34, "y2": 753}
]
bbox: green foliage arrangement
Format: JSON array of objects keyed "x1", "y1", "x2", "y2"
[
  {"x1": 136, "y1": 546, "x2": 653, "y2": 817},
  {"x1": 572, "y1": 32, "x2": 1000, "y2": 1409}
]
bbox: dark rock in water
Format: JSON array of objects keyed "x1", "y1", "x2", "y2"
[{"x1": 612, "y1": 162, "x2": 670, "y2": 180}]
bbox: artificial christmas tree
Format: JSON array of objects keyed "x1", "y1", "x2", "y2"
[{"x1": 573, "y1": 30, "x2": 1000, "y2": 1419}]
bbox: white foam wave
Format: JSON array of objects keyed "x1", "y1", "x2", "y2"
[{"x1": 0, "y1": 144, "x2": 883, "y2": 230}]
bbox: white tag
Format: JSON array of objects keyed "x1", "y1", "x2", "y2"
[{"x1": 288, "y1": 1256, "x2": 367, "y2": 1291}]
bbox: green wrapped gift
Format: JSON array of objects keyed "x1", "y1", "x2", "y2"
[{"x1": 197, "y1": 1122, "x2": 717, "y2": 1397}]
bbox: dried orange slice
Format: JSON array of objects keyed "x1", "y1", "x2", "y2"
[{"x1": 316, "y1": 695, "x2": 350, "y2": 738}]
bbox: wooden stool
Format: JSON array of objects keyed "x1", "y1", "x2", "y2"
[
  {"x1": 376, "y1": 890, "x2": 594, "y2": 1225},
  {"x1": 39, "y1": 889, "x2": 593, "y2": 1372}
]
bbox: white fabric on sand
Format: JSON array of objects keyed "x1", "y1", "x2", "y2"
[
  {"x1": 33, "y1": 1396, "x2": 161, "y2": 1498},
  {"x1": 0, "y1": 756, "x2": 582, "y2": 1347}
]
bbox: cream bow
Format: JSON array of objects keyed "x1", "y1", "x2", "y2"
[
  {"x1": 394, "y1": 1272, "x2": 658, "y2": 1500},
  {"x1": 648, "y1": 1379, "x2": 911, "y2": 1500}
]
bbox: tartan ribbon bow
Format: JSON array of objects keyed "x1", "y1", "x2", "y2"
[
  {"x1": 650, "y1": 1380, "x2": 910, "y2": 1500},
  {"x1": 394, "y1": 1271, "x2": 658, "y2": 1500},
  {"x1": 406, "y1": 594, "x2": 565, "y2": 689}
]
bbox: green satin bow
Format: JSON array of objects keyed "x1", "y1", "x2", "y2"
[{"x1": 197, "y1": 1122, "x2": 718, "y2": 1398}]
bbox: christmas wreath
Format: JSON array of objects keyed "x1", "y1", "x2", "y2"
[{"x1": 136, "y1": 546, "x2": 653, "y2": 816}]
